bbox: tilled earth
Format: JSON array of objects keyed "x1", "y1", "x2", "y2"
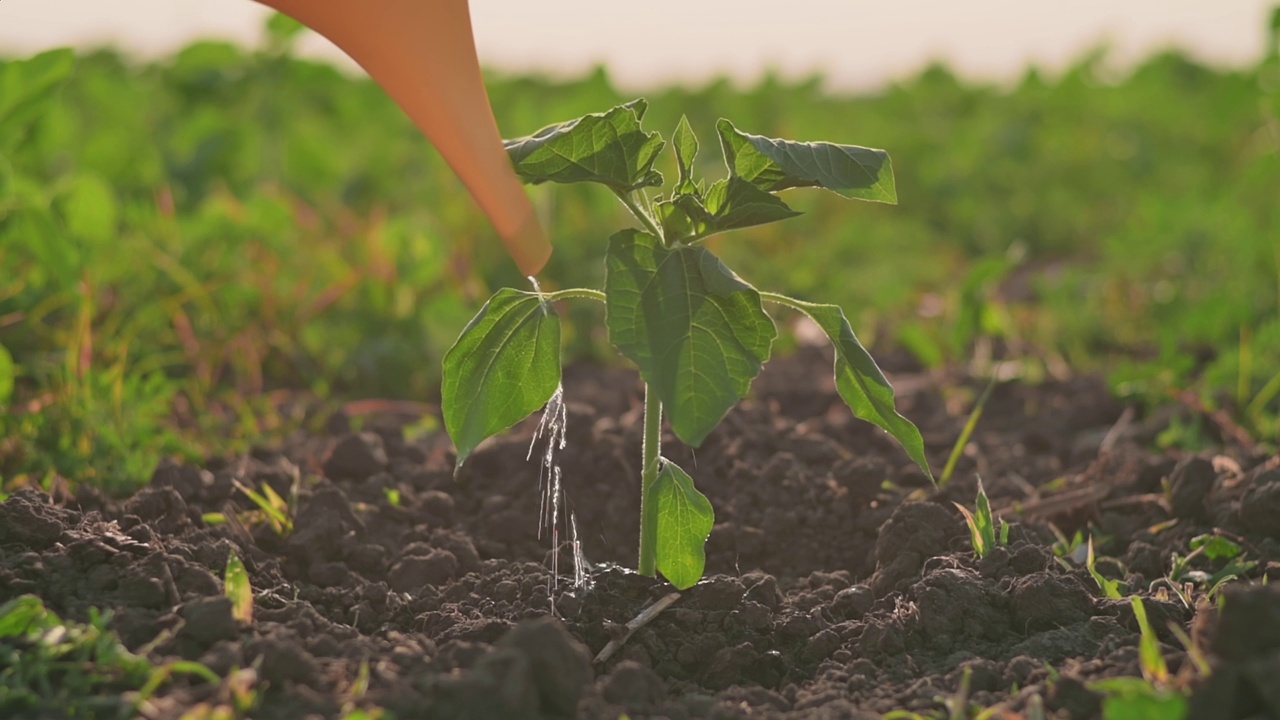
[{"x1": 2, "y1": 348, "x2": 1279, "y2": 719}]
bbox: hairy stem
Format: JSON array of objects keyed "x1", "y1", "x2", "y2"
[
  {"x1": 758, "y1": 290, "x2": 807, "y2": 309},
  {"x1": 544, "y1": 287, "x2": 607, "y2": 303},
  {"x1": 614, "y1": 189, "x2": 663, "y2": 239},
  {"x1": 637, "y1": 384, "x2": 662, "y2": 577}
]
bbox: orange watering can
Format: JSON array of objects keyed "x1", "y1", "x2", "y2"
[{"x1": 255, "y1": 0, "x2": 551, "y2": 277}]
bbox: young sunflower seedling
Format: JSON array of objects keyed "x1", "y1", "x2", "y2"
[{"x1": 442, "y1": 101, "x2": 931, "y2": 589}]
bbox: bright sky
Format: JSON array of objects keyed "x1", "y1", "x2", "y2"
[{"x1": 0, "y1": 1, "x2": 1272, "y2": 90}]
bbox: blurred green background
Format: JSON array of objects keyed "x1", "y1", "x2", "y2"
[{"x1": 2, "y1": 14, "x2": 1279, "y2": 491}]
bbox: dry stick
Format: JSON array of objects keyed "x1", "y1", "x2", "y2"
[
  {"x1": 593, "y1": 592, "x2": 682, "y2": 665},
  {"x1": 1171, "y1": 389, "x2": 1257, "y2": 453},
  {"x1": 1098, "y1": 405, "x2": 1136, "y2": 455}
]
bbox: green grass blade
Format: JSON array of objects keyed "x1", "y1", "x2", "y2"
[
  {"x1": 1087, "y1": 536, "x2": 1124, "y2": 600},
  {"x1": 1130, "y1": 597, "x2": 1169, "y2": 684},
  {"x1": 939, "y1": 377, "x2": 996, "y2": 488},
  {"x1": 224, "y1": 549, "x2": 253, "y2": 626}
]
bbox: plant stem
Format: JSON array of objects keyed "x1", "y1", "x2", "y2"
[
  {"x1": 614, "y1": 189, "x2": 663, "y2": 238},
  {"x1": 758, "y1": 290, "x2": 807, "y2": 309},
  {"x1": 637, "y1": 384, "x2": 662, "y2": 577},
  {"x1": 545, "y1": 288, "x2": 607, "y2": 303}
]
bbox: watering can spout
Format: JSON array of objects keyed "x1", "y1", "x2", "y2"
[{"x1": 255, "y1": 0, "x2": 551, "y2": 276}]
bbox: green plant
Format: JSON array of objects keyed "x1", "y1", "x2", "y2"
[
  {"x1": 1167, "y1": 533, "x2": 1256, "y2": 599},
  {"x1": 1049, "y1": 524, "x2": 1087, "y2": 567},
  {"x1": 1087, "y1": 535, "x2": 1126, "y2": 600},
  {"x1": 1088, "y1": 676, "x2": 1187, "y2": 720},
  {"x1": 224, "y1": 548, "x2": 254, "y2": 626},
  {"x1": 953, "y1": 476, "x2": 1008, "y2": 559},
  {"x1": 441, "y1": 101, "x2": 931, "y2": 589},
  {"x1": 0, "y1": 595, "x2": 217, "y2": 717},
  {"x1": 938, "y1": 377, "x2": 997, "y2": 488},
  {"x1": 1085, "y1": 597, "x2": 1189, "y2": 720}
]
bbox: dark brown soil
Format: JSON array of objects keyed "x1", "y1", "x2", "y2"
[{"x1": 2, "y1": 348, "x2": 1278, "y2": 720}]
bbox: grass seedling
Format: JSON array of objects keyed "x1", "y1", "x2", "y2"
[
  {"x1": 939, "y1": 376, "x2": 997, "y2": 488},
  {"x1": 208, "y1": 478, "x2": 298, "y2": 538},
  {"x1": 1084, "y1": 597, "x2": 1190, "y2": 720},
  {"x1": 1086, "y1": 535, "x2": 1126, "y2": 600},
  {"x1": 1166, "y1": 622, "x2": 1211, "y2": 679},
  {"x1": 1131, "y1": 597, "x2": 1169, "y2": 684},
  {"x1": 1088, "y1": 676, "x2": 1188, "y2": 720},
  {"x1": 953, "y1": 476, "x2": 1007, "y2": 559},
  {"x1": 224, "y1": 549, "x2": 253, "y2": 626},
  {"x1": 232, "y1": 479, "x2": 295, "y2": 537},
  {"x1": 1049, "y1": 524, "x2": 1087, "y2": 568},
  {"x1": 441, "y1": 101, "x2": 931, "y2": 589}
]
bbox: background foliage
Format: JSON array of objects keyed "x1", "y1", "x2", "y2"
[{"x1": 2, "y1": 15, "x2": 1279, "y2": 490}]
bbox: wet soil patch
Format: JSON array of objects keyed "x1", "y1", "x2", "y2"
[{"x1": 2, "y1": 348, "x2": 1278, "y2": 719}]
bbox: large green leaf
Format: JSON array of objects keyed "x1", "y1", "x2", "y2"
[
  {"x1": 0, "y1": 595, "x2": 48, "y2": 638},
  {"x1": 442, "y1": 289, "x2": 562, "y2": 467},
  {"x1": 0, "y1": 343, "x2": 13, "y2": 407},
  {"x1": 60, "y1": 173, "x2": 119, "y2": 245},
  {"x1": 717, "y1": 119, "x2": 897, "y2": 203},
  {"x1": 785, "y1": 299, "x2": 932, "y2": 481},
  {"x1": 504, "y1": 99, "x2": 664, "y2": 192},
  {"x1": 605, "y1": 230, "x2": 775, "y2": 445},
  {"x1": 651, "y1": 459, "x2": 714, "y2": 590},
  {"x1": 0, "y1": 49, "x2": 75, "y2": 148}
]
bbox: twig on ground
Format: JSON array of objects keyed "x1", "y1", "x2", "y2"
[
  {"x1": 593, "y1": 592, "x2": 681, "y2": 665},
  {"x1": 1099, "y1": 405, "x2": 1136, "y2": 454}
]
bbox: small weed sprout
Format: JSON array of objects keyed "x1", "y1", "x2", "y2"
[
  {"x1": 224, "y1": 549, "x2": 253, "y2": 626},
  {"x1": 441, "y1": 101, "x2": 931, "y2": 589},
  {"x1": 953, "y1": 476, "x2": 1007, "y2": 559},
  {"x1": 231, "y1": 479, "x2": 295, "y2": 537},
  {"x1": 1086, "y1": 535, "x2": 1126, "y2": 600},
  {"x1": 1168, "y1": 533, "x2": 1256, "y2": 596},
  {"x1": 938, "y1": 376, "x2": 997, "y2": 488},
  {"x1": 1049, "y1": 524, "x2": 1087, "y2": 568},
  {"x1": 1086, "y1": 597, "x2": 1190, "y2": 720}
]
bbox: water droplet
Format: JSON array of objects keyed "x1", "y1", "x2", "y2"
[{"x1": 527, "y1": 384, "x2": 593, "y2": 608}]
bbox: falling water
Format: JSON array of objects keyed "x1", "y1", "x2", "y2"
[{"x1": 525, "y1": 277, "x2": 594, "y2": 608}]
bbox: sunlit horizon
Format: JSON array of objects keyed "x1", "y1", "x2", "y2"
[{"x1": 0, "y1": 0, "x2": 1274, "y2": 91}]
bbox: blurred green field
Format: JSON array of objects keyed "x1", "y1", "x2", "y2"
[{"x1": 2, "y1": 16, "x2": 1279, "y2": 491}]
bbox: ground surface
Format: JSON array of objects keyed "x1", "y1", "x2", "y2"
[{"x1": 2, "y1": 350, "x2": 1279, "y2": 720}]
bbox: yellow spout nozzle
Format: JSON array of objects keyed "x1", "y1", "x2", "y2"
[{"x1": 255, "y1": 0, "x2": 551, "y2": 276}]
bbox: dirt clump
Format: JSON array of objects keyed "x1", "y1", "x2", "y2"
[{"x1": 1, "y1": 354, "x2": 1276, "y2": 718}]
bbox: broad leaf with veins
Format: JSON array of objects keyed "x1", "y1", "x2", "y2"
[
  {"x1": 504, "y1": 99, "x2": 664, "y2": 192},
  {"x1": 605, "y1": 229, "x2": 775, "y2": 446},
  {"x1": 442, "y1": 289, "x2": 561, "y2": 468},
  {"x1": 717, "y1": 119, "x2": 897, "y2": 203}
]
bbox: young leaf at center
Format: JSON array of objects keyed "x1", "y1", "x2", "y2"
[
  {"x1": 672, "y1": 115, "x2": 699, "y2": 196},
  {"x1": 605, "y1": 230, "x2": 776, "y2": 446},
  {"x1": 651, "y1": 459, "x2": 714, "y2": 590},
  {"x1": 656, "y1": 119, "x2": 800, "y2": 243},
  {"x1": 442, "y1": 289, "x2": 562, "y2": 468}
]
